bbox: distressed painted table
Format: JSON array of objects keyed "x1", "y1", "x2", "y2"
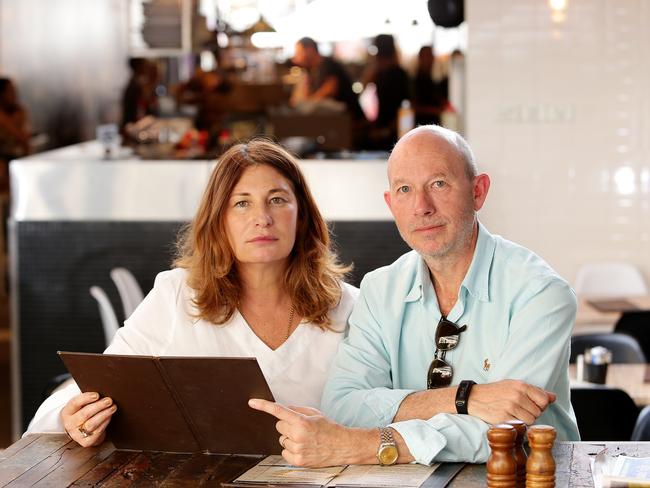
[{"x1": 1, "y1": 435, "x2": 648, "y2": 487}]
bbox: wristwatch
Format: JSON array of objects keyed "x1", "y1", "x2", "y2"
[
  {"x1": 376, "y1": 427, "x2": 398, "y2": 466},
  {"x1": 455, "y1": 380, "x2": 476, "y2": 415}
]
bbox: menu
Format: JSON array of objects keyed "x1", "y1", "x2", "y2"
[
  {"x1": 59, "y1": 352, "x2": 280, "y2": 454},
  {"x1": 231, "y1": 456, "x2": 438, "y2": 488}
]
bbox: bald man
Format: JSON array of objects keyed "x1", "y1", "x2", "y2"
[{"x1": 250, "y1": 125, "x2": 579, "y2": 467}]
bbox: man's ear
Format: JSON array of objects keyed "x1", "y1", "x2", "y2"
[
  {"x1": 384, "y1": 190, "x2": 393, "y2": 213},
  {"x1": 473, "y1": 174, "x2": 490, "y2": 211}
]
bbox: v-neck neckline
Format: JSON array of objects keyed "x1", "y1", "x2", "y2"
[{"x1": 236, "y1": 309, "x2": 301, "y2": 353}]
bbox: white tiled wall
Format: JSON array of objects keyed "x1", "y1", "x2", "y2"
[{"x1": 467, "y1": 0, "x2": 650, "y2": 287}]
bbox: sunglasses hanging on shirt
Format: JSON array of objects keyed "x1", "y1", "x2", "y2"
[{"x1": 426, "y1": 316, "x2": 467, "y2": 389}]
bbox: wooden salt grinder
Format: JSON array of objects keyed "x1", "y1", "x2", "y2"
[
  {"x1": 487, "y1": 424, "x2": 517, "y2": 488},
  {"x1": 526, "y1": 425, "x2": 556, "y2": 488},
  {"x1": 506, "y1": 420, "x2": 527, "y2": 488}
]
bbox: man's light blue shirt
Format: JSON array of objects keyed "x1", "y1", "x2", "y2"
[{"x1": 321, "y1": 222, "x2": 579, "y2": 464}]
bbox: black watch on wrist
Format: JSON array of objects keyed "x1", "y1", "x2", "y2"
[{"x1": 455, "y1": 380, "x2": 476, "y2": 415}]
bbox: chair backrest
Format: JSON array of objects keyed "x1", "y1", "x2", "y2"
[
  {"x1": 571, "y1": 386, "x2": 639, "y2": 441},
  {"x1": 41, "y1": 373, "x2": 72, "y2": 400},
  {"x1": 614, "y1": 311, "x2": 650, "y2": 361},
  {"x1": 89, "y1": 285, "x2": 120, "y2": 347},
  {"x1": 632, "y1": 406, "x2": 650, "y2": 441},
  {"x1": 574, "y1": 262, "x2": 648, "y2": 298},
  {"x1": 110, "y1": 267, "x2": 145, "y2": 319},
  {"x1": 570, "y1": 333, "x2": 646, "y2": 363}
]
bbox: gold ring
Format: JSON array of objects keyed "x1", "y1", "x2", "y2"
[
  {"x1": 279, "y1": 435, "x2": 288, "y2": 449},
  {"x1": 78, "y1": 424, "x2": 93, "y2": 438}
]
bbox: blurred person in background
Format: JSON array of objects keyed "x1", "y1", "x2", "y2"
[
  {"x1": 291, "y1": 37, "x2": 365, "y2": 122},
  {"x1": 363, "y1": 34, "x2": 410, "y2": 150},
  {"x1": 176, "y1": 63, "x2": 233, "y2": 136},
  {"x1": 0, "y1": 77, "x2": 31, "y2": 191},
  {"x1": 121, "y1": 58, "x2": 159, "y2": 131},
  {"x1": 413, "y1": 46, "x2": 448, "y2": 126}
]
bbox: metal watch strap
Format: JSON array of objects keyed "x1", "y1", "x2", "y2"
[
  {"x1": 379, "y1": 427, "x2": 395, "y2": 445},
  {"x1": 377, "y1": 427, "x2": 398, "y2": 466},
  {"x1": 455, "y1": 380, "x2": 476, "y2": 415}
]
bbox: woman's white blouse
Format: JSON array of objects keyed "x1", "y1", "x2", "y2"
[{"x1": 26, "y1": 268, "x2": 358, "y2": 433}]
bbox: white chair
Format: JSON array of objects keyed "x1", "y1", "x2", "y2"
[
  {"x1": 89, "y1": 285, "x2": 120, "y2": 347},
  {"x1": 574, "y1": 262, "x2": 648, "y2": 298},
  {"x1": 110, "y1": 267, "x2": 144, "y2": 319}
]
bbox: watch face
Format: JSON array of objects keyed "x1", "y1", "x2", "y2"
[{"x1": 378, "y1": 445, "x2": 398, "y2": 465}]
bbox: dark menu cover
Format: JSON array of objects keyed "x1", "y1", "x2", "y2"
[{"x1": 58, "y1": 352, "x2": 281, "y2": 455}]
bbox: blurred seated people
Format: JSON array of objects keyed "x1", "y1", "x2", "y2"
[
  {"x1": 121, "y1": 58, "x2": 159, "y2": 131},
  {"x1": 176, "y1": 64, "x2": 232, "y2": 134},
  {"x1": 363, "y1": 34, "x2": 410, "y2": 150},
  {"x1": 413, "y1": 46, "x2": 448, "y2": 126},
  {"x1": 291, "y1": 37, "x2": 365, "y2": 122},
  {"x1": 0, "y1": 77, "x2": 30, "y2": 191},
  {"x1": 25, "y1": 139, "x2": 357, "y2": 447}
]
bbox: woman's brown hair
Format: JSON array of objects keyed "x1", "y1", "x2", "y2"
[{"x1": 175, "y1": 138, "x2": 349, "y2": 328}]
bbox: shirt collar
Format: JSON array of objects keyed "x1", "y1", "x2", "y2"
[
  {"x1": 405, "y1": 256, "x2": 430, "y2": 302},
  {"x1": 404, "y1": 221, "x2": 496, "y2": 303},
  {"x1": 460, "y1": 221, "x2": 495, "y2": 302}
]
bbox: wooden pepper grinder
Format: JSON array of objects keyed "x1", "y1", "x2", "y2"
[
  {"x1": 526, "y1": 425, "x2": 556, "y2": 488},
  {"x1": 487, "y1": 424, "x2": 517, "y2": 488},
  {"x1": 506, "y1": 420, "x2": 527, "y2": 488}
]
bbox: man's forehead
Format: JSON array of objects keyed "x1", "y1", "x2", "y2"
[
  {"x1": 391, "y1": 129, "x2": 456, "y2": 157},
  {"x1": 387, "y1": 133, "x2": 464, "y2": 180}
]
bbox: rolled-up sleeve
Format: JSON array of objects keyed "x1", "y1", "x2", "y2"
[{"x1": 390, "y1": 414, "x2": 490, "y2": 464}]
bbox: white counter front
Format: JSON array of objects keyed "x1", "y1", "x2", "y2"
[{"x1": 11, "y1": 142, "x2": 392, "y2": 222}]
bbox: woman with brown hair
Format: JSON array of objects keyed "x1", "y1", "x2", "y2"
[{"x1": 27, "y1": 139, "x2": 358, "y2": 446}]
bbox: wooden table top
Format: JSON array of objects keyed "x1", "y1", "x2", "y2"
[
  {"x1": 569, "y1": 363, "x2": 650, "y2": 407},
  {"x1": 2, "y1": 434, "x2": 649, "y2": 487},
  {"x1": 575, "y1": 295, "x2": 650, "y2": 332}
]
